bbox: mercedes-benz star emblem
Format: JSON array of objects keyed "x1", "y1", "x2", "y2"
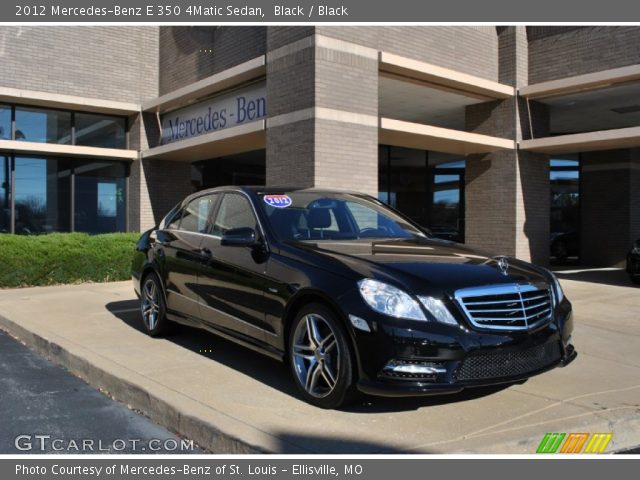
[{"x1": 497, "y1": 257, "x2": 509, "y2": 276}]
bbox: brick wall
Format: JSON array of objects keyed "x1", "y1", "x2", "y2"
[
  {"x1": 0, "y1": 26, "x2": 158, "y2": 103},
  {"x1": 159, "y1": 27, "x2": 266, "y2": 95},
  {"x1": 528, "y1": 27, "x2": 640, "y2": 84},
  {"x1": 265, "y1": 29, "x2": 378, "y2": 195},
  {"x1": 465, "y1": 27, "x2": 550, "y2": 264}
]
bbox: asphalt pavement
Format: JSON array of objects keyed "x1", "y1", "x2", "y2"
[{"x1": 0, "y1": 330, "x2": 200, "y2": 454}]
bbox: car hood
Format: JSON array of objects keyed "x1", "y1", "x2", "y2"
[{"x1": 288, "y1": 237, "x2": 548, "y2": 293}]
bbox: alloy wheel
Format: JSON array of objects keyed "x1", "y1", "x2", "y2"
[
  {"x1": 141, "y1": 277, "x2": 160, "y2": 331},
  {"x1": 291, "y1": 314, "x2": 340, "y2": 398}
]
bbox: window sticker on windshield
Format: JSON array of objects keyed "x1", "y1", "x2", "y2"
[{"x1": 263, "y1": 194, "x2": 292, "y2": 208}]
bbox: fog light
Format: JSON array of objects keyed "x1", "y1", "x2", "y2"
[
  {"x1": 382, "y1": 359, "x2": 446, "y2": 380},
  {"x1": 349, "y1": 314, "x2": 371, "y2": 332}
]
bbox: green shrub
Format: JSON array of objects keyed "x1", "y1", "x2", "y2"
[{"x1": 0, "y1": 232, "x2": 140, "y2": 288}]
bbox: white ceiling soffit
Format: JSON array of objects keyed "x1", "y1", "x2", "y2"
[
  {"x1": 520, "y1": 126, "x2": 640, "y2": 154},
  {"x1": 380, "y1": 118, "x2": 513, "y2": 155},
  {"x1": 379, "y1": 75, "x2": 480, "y2": 130},
  {"x1": 0, "y1": 87, "x2": 139, "y2": 115},
  {"x1": 0, "y1": 139, "x2": 138, "y2": 160},
  {"x1": 141, "y1": 121, "x2": 265, "y2": 162},
  {"x1": 379, "y1": 52, "x2": 514, "y2": 100},
  {"x1": 143, "y1": 56, "x2": 266, "y2": 115},
  {"x1": 537, "y1": 81, "x2": 640, "y2": 134},
  {"x1": 520, "y1": 64, "x2": 640, "y2": 99}
]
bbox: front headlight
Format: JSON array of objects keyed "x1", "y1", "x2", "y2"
[
  {"x1": 549, "y1": 271, "x2": 565, "y2": 306},
  {"x1": 358, "y1": 278, "x2": 426, "y2": 321}
]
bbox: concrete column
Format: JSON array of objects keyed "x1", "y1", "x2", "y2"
[
  {"x1": 465, "y1": 26, "x2": 551, "y2": 265},
  {"x1": 581, "y1": 149, "x2": 640, "y2": 267},
  {"x1": 265, "y1": 27, "x2": 378, "y2": 195},
  {"x1": 128, "y1": 112, "x2": 192, "y2": 232}
]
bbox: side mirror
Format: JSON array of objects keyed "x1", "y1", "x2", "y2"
[{"x1": 221, "y1": 227, "x2": 257, "y2": 247}]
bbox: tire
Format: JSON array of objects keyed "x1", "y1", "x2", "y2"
[
  {"x1": 288, "y1": 303, "x2": 357, "y2": 409},
  {"x1": 139, "y1": 272, "x2": 172, "y2": 337}
]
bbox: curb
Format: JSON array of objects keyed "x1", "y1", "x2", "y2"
[{"x1": 0, "y1": 313, "x2": 267, "y2": 454}]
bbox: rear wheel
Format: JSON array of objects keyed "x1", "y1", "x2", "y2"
[
  {"x1": 140, "y1": 273, "x2": 172, "y2": 336},
  {"x1": 288, "y1": 303, "x2": 357, "y2": 409}
]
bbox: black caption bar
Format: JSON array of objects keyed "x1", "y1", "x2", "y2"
[
  {"x1": 3, "y1": 458, "x2": 632, "y2": 480},
  {"x1": 4, "y1": 0, "x2": 640, "y2": 22}
]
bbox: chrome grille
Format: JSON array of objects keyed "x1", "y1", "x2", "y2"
[{"x1": 454, "y1": 283, "x2": 553, "y2": 331}]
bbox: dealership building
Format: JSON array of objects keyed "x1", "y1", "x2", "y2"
[{"x1": 1, "y1": 26, "x2": 639, "y2": 266}]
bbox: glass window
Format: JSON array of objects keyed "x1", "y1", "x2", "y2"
[
  {"x1": 180, "y1": 195, "x2": 216, "y2": 233},
  {"x1": 213, "y1": 194, "x2": 256, "y2": 236},
  {"x1": 165, "y1": 208, "x2": 183, "y2": 230},
  {"x1": 550, "y1": 156, "x2": 580, "y2": 264},
  {"x1": 262, "y1": 192, "x2": 426, "y2": 241},
  {"x1": 15, "y1": 107, "x2": 71, "y2": 144},
  {"x1": 1, "y1": 155, "x2": 10, "y2": 233},
  {"x1": 74, "y1": 161, "x2": 127, "y2": 233},
  {"x1": 14, "y1": 157, "x2": 71, "y2": 234},
  {"x1": 75, "y1": 112, "x2": 126, "y2": 149},
  {"x1": 0, "y1": 105, "x2": 11, "y2": 140}
]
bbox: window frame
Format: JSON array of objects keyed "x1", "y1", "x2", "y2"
[{"x1": 2, "y1": 103, "x2": 128, "y2": 149}]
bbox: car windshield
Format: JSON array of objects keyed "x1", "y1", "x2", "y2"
[{"x1": 258, "y1": 191, "x2": 428, "y2": 241}]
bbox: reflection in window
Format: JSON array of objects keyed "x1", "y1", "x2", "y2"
[
  {"x1": 14, "y1": 157, "x2": 71, "y2": 234},
  {"x1": 75, "y1": 113, "x2": 126, "y2": 149},
  {"x1": 550, "y1": 157, "x2": 580, "y2": 263},
  {"x1": 15, "y1": 107, "x2": 72, "y2": 144},
  {"x1": 1, "y1": 156, "x2": 10, "y2": 233},
  {"x1": 74, "y1": 161, "x2": 127, "y2": 234},
  {"x1": 0, "y1": 105, "x2": 10, "y2": 140},
  {"x1": 213, "y1": 194, "x2": 256, "y2": 236},
  {"x1": 180, "y1": 195, "x2": 216, "y2": 234}
]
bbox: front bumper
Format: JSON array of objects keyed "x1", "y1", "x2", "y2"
[{"x1": 346, "y1": 296, "x2": 575, "y2": 397}]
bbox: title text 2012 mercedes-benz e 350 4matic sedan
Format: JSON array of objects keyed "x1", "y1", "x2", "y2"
[{"x1": 132, "y1": 187, "x2": 576, "y2": 409}]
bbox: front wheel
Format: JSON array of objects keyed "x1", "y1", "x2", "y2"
[{"x1": 288, "y1": 303, "x2": 357, "y2": 409}]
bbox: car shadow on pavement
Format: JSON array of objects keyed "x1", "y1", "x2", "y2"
[
  {"x1": 553, "y1": 268, "x2": 636, "y2": 288},
  {"x1": 106, "y1": 300, "x2": 513, "y2": 414}
]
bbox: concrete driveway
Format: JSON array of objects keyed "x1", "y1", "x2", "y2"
[{"x1": 0, "y1": 269, "x2": 639, "y2": 453}]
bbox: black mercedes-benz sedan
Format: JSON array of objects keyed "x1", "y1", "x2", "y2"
[{"x1": 132, "y1": 187, "x2": 576, "y2": 408}]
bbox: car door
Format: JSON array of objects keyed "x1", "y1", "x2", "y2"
[
  {"x1": 197, "y1": 192, "x2": 272, "y2": 343},
  {"x1": 158, "y1": 193, "x2": 218, "y2": 321}
]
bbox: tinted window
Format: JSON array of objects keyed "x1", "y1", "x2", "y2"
[
  {"x1": 165, "y1": 207, "x2": 183, "y2": 230},
  {"x1": 15, "y1": 107, "x2": 71, "y2": 144},
  {"x1": 261, "y1": 192, "x2": 426, "y2": 241},
  {"x1": 180, "y1": 195, "x2": 216, "y2": 233},
  {"x1": 14, "y1": 157, "x2": 71, "y2": 234},
  {"x1": 213, "y1": 193, "x2": 256, "y2": 236},
  {"x1": 0, "y1": 155, "x2": 10, "y2": 233},
  {"x1": 0, "y1": 105, "x2": 10, "y2": 140},
  {"x1": 75, "y1": 112, "x2": 126, "y2": 149},
  {"x1": 74, "y1": 161, "x2": 127, "y2": 233}
]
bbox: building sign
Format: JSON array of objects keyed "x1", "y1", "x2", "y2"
[{"x1": 161, "y1": 82, "x2": 266, "y2": 144}]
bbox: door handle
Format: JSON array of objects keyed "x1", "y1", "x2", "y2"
[{"x1": 199, "y1": 247, "x2": 213, "y2": 259}]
